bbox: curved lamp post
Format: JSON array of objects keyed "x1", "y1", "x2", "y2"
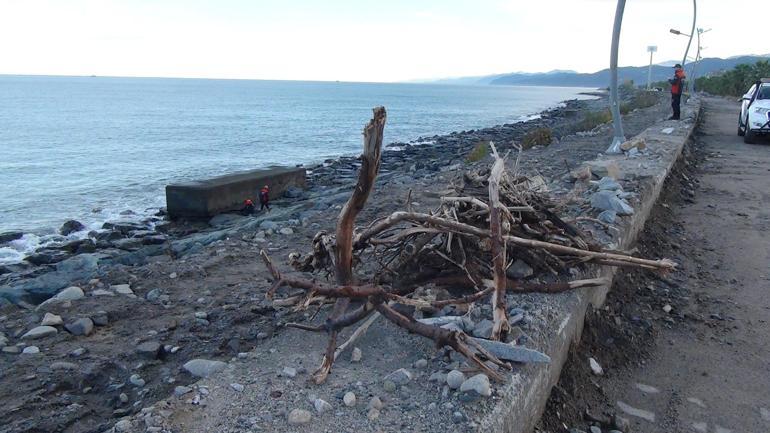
[{"x1": 606, "y1": 0, "x2": 626, "y2": 154}]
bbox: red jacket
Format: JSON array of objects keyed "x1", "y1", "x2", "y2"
[{"x1": 670, "y1": 68, "x2": 685, "y2": 95}]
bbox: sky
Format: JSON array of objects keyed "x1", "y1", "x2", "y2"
[{"x1": 0, "y1": 0, "x2": 764, "y2": 82}]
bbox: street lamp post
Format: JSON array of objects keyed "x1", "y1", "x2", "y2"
[
  {"x1": 647, "y1": 45, "x2": 657, "y2": 90},
  {"x1": 691, "y1": 28, "x2": 711, "y2": 92},
  {"x1": 606, "y1": 0, "x2": 626, "y2": 154}
]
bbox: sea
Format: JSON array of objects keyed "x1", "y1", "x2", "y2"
[{"x1": 0, "y1": 75, "x2": 596, "y2": 264}]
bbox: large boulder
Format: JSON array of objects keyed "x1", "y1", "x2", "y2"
[
  {"x1": 60, "y1": 220, "x2": 86, "y2": 236},
  {"x1": 183, "y1": 359, "x2": 227, "y2": 378},
  {"x1": 0, "y1": 231, "x2": 24, "y2": 244},
  {"x1": 25, "y1": 249, "x2": 71, "y2": 266}
]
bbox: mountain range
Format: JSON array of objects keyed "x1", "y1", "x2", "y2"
[{"x1": 428, "y1": 55, "x2": 769, "y2": 88}]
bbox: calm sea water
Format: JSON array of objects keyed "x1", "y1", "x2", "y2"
[{"x1": 0, "y1": 75, "x2": 595, "y2": 263}]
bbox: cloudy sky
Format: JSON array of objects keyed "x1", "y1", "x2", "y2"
[{"x1": 0, "y1": 0, "x2": 762, "y2": 82}]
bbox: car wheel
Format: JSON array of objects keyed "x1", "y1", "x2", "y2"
[
  {"x1": 738, "y1": 114, "x2": 746, "y2": 136},
  {"x1": 744, "y1": 128, "x2": 756, "y2": 144}
]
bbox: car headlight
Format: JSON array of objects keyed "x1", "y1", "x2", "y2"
[{"x1": 753, "y1": 107, "x2": 770, "y2": 115}]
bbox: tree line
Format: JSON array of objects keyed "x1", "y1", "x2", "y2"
[{"x1": 695, "y1": 60, "x2": 770, "y2": 97}]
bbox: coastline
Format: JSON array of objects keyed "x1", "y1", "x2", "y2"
[{"x1": 0, "y1": 93, "x2": 602, "y2": 274}]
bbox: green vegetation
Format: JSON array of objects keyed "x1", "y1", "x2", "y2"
[
  {"x1": 466, "y1": 140, "x2": 489, "y2": 162},
  {"x1": 695, "y1": 61, "x2": 770, "y2": 97},
  {"x1": 521, "y1": 127, "x2": 553, "y2": 149},
  {"x1": 579, "y1": 109, "x2": 613, "y2": 131},
  {"x1": 620, "y1": 91, "x2": 659, "y2": 115}
]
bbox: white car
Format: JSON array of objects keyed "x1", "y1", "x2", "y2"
[{"x1": 739, "y1": 79, "x2": 770, "y2": 143}]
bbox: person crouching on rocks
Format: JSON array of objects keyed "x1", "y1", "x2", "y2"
[
  {"x1": 241, "y1": 199, "x2": 255, "y2": 216},
  {"x1": 259, "y1": 185, "x2": 271, "y2": 211}
]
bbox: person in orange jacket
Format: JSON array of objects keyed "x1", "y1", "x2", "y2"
[
  {"x1": 241, "y1": 199, "x2": 255, "y2": 216},
  {"x1": 668, "y1": 64, "x2": 686, "y2": 120},
  {"x1": 259, "y1": 185, "x2": 271, "y2": 211}
]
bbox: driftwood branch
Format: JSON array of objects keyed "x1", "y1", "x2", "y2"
[{"x1": 488, "y1": 143, "x2": 509, "y2": 341}]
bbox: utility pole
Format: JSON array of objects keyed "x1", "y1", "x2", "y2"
[
  {"x1": 683, "y1": 0, "x2": 697, "y2": 95},
  {"x1": 647, "y1": 45, "x2": 657, "y2": 90},
  {"x1": 606, "y1": 0, "x2": 626, "y2": 154}
]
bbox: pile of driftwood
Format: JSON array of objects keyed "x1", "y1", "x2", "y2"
[{"x1": 260, "y1": 106, "x2": 675, "y2": 383}]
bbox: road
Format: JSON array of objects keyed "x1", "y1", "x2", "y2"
[
  {"x1": 609, "y1": 97, "x2": 770, "y2": 432},
  {"x1": 539, "y1": 96, "x2": 770, "y2": 433}
]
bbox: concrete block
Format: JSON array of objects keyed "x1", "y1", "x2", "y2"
[{"x1": 166, "y1": 166, "x2": 306, "y2": 219}]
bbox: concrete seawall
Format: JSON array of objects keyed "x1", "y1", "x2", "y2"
[
  {"x1": 480, "y1": 99, "x2": 702, "y2": 433},
  {"x1": 165, "y1": 166, "x2": 306, "y2": 219}
]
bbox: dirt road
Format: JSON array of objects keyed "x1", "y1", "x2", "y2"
[{"x1": 538, "y1": 96, "x2": 770, "y2": 433}]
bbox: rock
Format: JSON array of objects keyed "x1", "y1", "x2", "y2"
[
  {"x1": 0, "y1": 231, "x2": 24, "y2": 244},
  {"x1": 570, "y1": 165, "x2": 592, "y2": 181},
  {"x1": 587, "y1": 160, "x2": 621, "y2": 179},
  {"x1": 50, "y1": 361, "x2": 78, "y2": 371},
  {"x1": 612, "y1": 414, "x2": 631, "y2": 431},
  {"x1": 91, "y1": 289, "x2": 114, "y2": 297},
  {"x1": 452, "y1": 411, "x2": 465, "y2": 423},
  {"x1": 384, "y1": 368, "x2": 412, "y2": 386},
  {"x1": 174, "y1": 386, "x2": 193, "y2": 397},
  {"x1": 60, "y1": 220, "x2": 86, "y2": 236},
  {"x1": 620, "y1": 136, "x2": 646, "y2": 151},
  {"x1": 287, "y1": 408, "x2": 312, "y2": 425},
  {"x1": 460, "y1": 374, "x2": 491, "y2": 397},
  {"x1": 129, "y1": 374, "x2": 145, "y2": 387},
  {"x1": 414, "y1": 358, "x2": 428, "y2": 369},
  {"x1": 230, "y1": 383, "x2": 244, "y2": 392},
  {"x1": 367, "y1": 408, "x2": 380, "y2": 421},
  {"x1": 41, "y1": 313, "x2": 63, "y2": 326},
  {"x1": 194, "y1": 311, "x2": 208, "y2": 320},
  {"x1": 506, "y1": 259, "x2": 533, "y2": 279},
  {"x1": 598, "y1": 210, "x2": 617, "y2": 224},
  {"x1": 183, "y1": 359, "x2": 227, "y2": 378},
  {"x1": 136, "y1": 341, "x2": 162, "y2": 359},
  {"x1": 383, "y1": 380, "x2": 396, "y2": 392},
  {"x1": 314, "y1": 398, "x2": 332, "y2": 413},
  {"x1": 447, "y1": 369, "x2": 465, "y2": 390},
  {"x1": 2, "y1": 346, "x2": 20, "y2": 354},
  {"x1": 91, "y1": 311, "x2": 109, "y2": 326},
  {"x1": 111, "y1": 284, "x2": 134, "y2": 295},
  {"x1": 351, "y1": 347, "x2": 362, "y2": 362},
  {"x1": 368, "y1": 396, "x2": 384, "y2": 410},
  {"x1": 119, "y1": 393, "x2": 129, "y2": 403},
  {"x1": 26, "y1": 249, "x2": 70, "y2": 266},
  {"x1": 589, "y1": 426, "x2": 602, "y2": 433},
  {"x1": 591, "y1": 191, "x2": 633, "y2": 216},
  {"x1": 596, "y1": 177, "x2": 622, "y2": 192},
  {"x1": 429, "y1": 371, "x2": 447, "y2": 383},
  {"x1": 259, "y1": 221, "x2": 279, "y2": 231},
  {"x1": 663, "y1": 304, "x2": 672, "y2": 313},
  {"x1": 145, "y1": 288, "x2": 162, "y2": 302},
  {"x1": 114, "y1": 419, "x2": 133, "y2": 432},
  {"x1": 472, "y1": 319, "x2": 494, "y2": 338},
  {"x1": 343, "y1": 392, "x2": 356, "y2": 407},
  {"x1": 22, "y1": 346, "x2": 40, "y2": 354},
  {"x1": 21, "y1": 326, "x2": 58, "y2": 340},
  {"x1": 589, "y1": 357, "x2": 604, "y2": 375},
  {"x1": 70, "y1": 347, "x2": 86, "y2": 357},
  {"x1": 65, "y1": 318, "x2": 94, "y2": 336},
  {"x1": 56, "y1": 286, "x2": 86, "y2": 302},
  {"x1": 281, "y1": 366, "x2": 297, "y2": 378},
  {"x1": 279, "y1": 227, "x2": 294, "y2": 235}
]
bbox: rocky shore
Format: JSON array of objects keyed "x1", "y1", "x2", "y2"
[{"x1": 0, "y1": 89, "x2": 675, "y2": 433}]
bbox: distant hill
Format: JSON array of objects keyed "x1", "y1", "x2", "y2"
[{"x1": 438, "y1": 56, "x2": 768, "y2": 88}]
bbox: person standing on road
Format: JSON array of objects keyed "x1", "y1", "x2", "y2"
[
  {"x1": 669, "y1": 64, "x2": 686, "y2": 120},
  {"x1": 259, "y1": 185, "x2": 271, "y2": 212}
]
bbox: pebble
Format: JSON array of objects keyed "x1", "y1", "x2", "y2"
[
  {"x1": 146, "y1": 288, "x2": 162, "y2": 301},
  {"x1": 367, "y1": 408, "x2": 380, "y2": 421},
  {"x1": 663, "y1": 304, "x2": 672, "y2": 313},
  {"x1": 383, "y1": 380, "x2": 396, "y2": 393},
  {"x1": 460, "y1": 373, "x2": 491, "y2": 398},
  {"x1": 129, "y1": 374, "x2": 145, "y2": 387},
  {"x1": 70, "y1": 347, "x2": 86, "y2": 357},
  {"x1": 111, "y1": 284, "x2": 134, "y2": 295},
  {"x1": 119, "y1": 393, "x2": 129, "y2": 403},
  {"x1": 91, "y1": 289, "x2": 114, "y2": 297},
  {"x1": 54, "y1": 286, "x2": 85, "y2": 301},
  {"x1": 51, "y1": 361, "x2": 78, "y2": 371},
  {"x1": 281, "y1": 366, "x2": 297, "y2": 378},
  {"x1": 2, "y1": 346, "x2": 20, "y2": 354},
  {"x1": 174, "y1": 386, "x2": 193, "y2": 397},
  {"x1": 350, "y1": 347, "x2": 362, "y2": 362},
  {"x1": 22, "y1": 346, "x2": 40, "y2": 354},
  {"x1": 368, "y1": 396, "x2": 384, "y2": 410},
  {"x1": 429, "y1": 371, "x2": 447, "y2": 383},
  {"x1": 65, "y1": 318, "x2": 94, "y2": 336},
  {"x1": 589, "y1": 357, "x2": 604, "y2": 375},
  {"x1": 446, "y1": 369, "x2": 465, "y2": 389},
  {"x1": 91, "y1": 311, "x2": 109, "y2": 326},
  {"x1": 287, "y1": 408, "x2": 312, "y2": 425},
  {"x1": 452, "y1": 411, "x2": 465, "y2": 423},
  {"x1": 383, "y1": 368, "x2": 412, "y2": 385},
  {"x1": 314, "y1": 398, "x2": 332, "y2": 414},
  {"x1": 343, "y1": 392, "x2": 356, "y2": 407},
  {"x1": 21, "y1": 326, "x2": 57, "y2": 340},
  {"x1": 169, "y1": 272, "x2": 178, "y2": 279},
  {"x1": 136, "y1": 341, "x2": 162, "y2": 359},
  {"x1": 589, "y1": 426, "x2": 602, "y2": 433},
  {"x1": 230, "y1": 383, "x2": 244, "y2": 392},
  {"x1": 183, "y1": 359, "x2": 227, "y2": 378},
  {"x1": 194, "y1": 311, "x2": 208, "y2": 320},
  {"x1": 41, "y1": 313, "x2": 63, "y2": 327},
  {"x1": 279, "y1": 227, "x2": 294, "y2": 235},
  {"x1": 414, "y1": 358, "x2": 428, "y2": 369}
]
